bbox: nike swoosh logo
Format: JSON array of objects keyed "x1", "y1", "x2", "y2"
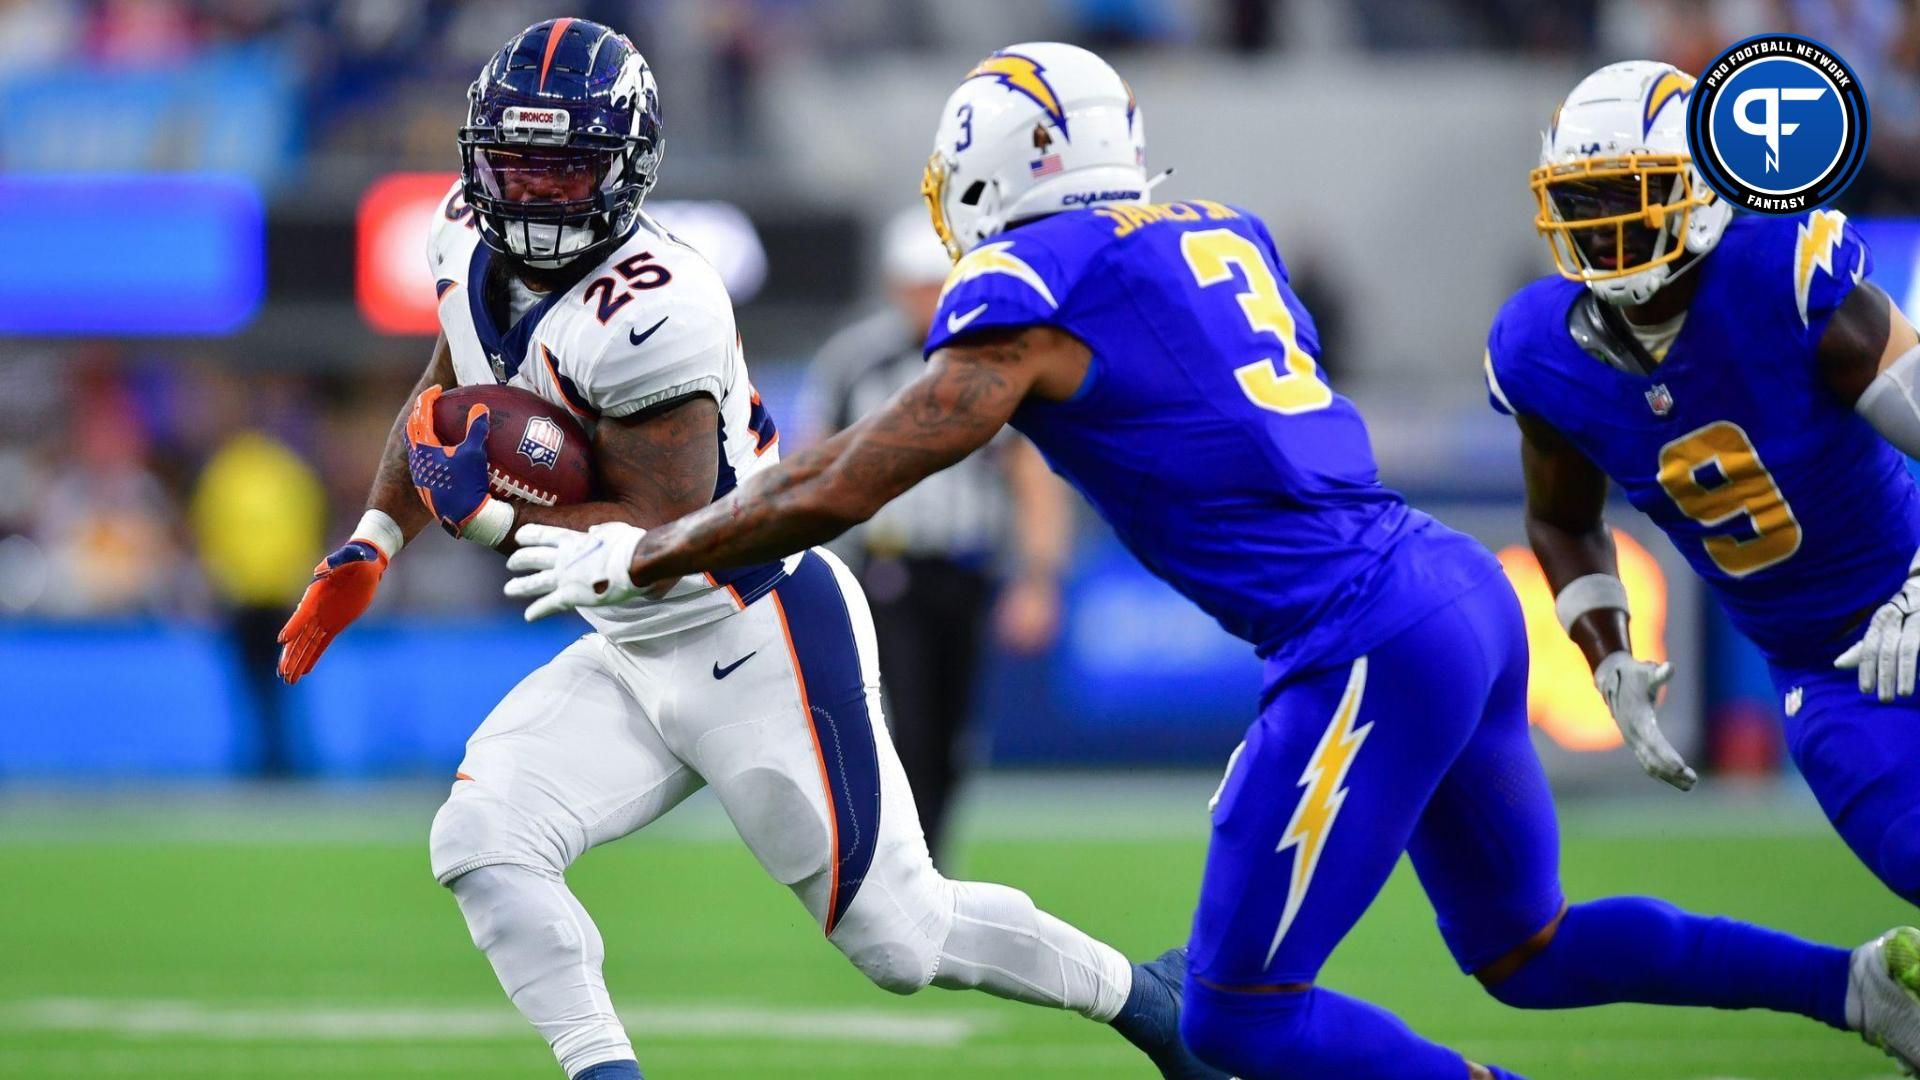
[
  {"x1": 713, "y1": 651, "x2": 757, "y2": 679},
  {"x1": 629, "y1": 316, "x2": 669, "y2": 347},
  {"x1": 946, "y1": 303, "x2": 989, "y2": 334}
]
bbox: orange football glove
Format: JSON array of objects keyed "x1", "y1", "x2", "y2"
[{"x1": 277, "y1": 540, "x2": 389, "y2": 684}]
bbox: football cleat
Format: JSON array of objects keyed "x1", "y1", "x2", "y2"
[
  {"x1": 1851, "y1": 926, "x2": 1920, "y2": 1074},
  {"x1": 1110, "y1": 947, "x2": 1232, "y2": 1080}
]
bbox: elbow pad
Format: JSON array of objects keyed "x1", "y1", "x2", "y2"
[{"x1": 1857, "y1": 344, "x2": 1920, "y2": 458}]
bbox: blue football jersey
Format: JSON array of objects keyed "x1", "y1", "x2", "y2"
[
  {"x1": 1485, "y1": 211, "x2": 1920, "y2": 669},
  {"x1": 925, "y1": 201, "x2": 1496, "y2": 679}
]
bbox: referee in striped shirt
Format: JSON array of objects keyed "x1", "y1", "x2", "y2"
[{"x1": 801, "y1": 208, "x2": 1071, "y2": 869}]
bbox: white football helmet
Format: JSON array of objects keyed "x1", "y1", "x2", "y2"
[
  {"x1": 922, "y1": 42, "x2": 1148, "y2": 261},
  {"x1": 1533, "y1": 60, "x2": 1732, "y2": 306}
]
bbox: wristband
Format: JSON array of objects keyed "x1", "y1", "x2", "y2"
[
  {"x1": 1554, "y1": 573, "x2": 1629, "y2": 633},
  {"x1": 463, "y1": 499, "x2": 516, "y2": 549},
  {"x1": 352, "y1": 509, "x2": 406, "y2": 561}
]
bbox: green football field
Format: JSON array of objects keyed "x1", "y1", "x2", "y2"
[{"x1": 0, "y1": 779, "x2": 1913, "y2": 1079}]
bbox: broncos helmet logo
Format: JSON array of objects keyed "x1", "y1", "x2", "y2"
[
  {"x1": 1642, "y1": 70, "x2": 1694, "y2": 136},
  {"x1": 966, "y1": 52, "x2": 1070, "y2": 139}
]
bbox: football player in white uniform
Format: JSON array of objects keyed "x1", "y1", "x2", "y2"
[{"x1": 275, "y1": 19, "x2": 1216, "y2": 1080}]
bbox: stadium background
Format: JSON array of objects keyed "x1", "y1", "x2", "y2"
[{"x1": 2, "y1": 1, "x2": 1920, "y2": 1077}]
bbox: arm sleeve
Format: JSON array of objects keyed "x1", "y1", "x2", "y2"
[
  {"x1": 922, "y1": 236, "x2": 1069, "y2": 355},
  {"x1": 1856, "y1": 344, "x2": 1920, "y2": 457},
  {"x1": 1795, "y1": 211, "x2": 1874, "y2": 347}
]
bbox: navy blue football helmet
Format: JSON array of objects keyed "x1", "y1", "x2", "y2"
[{"x1": 459, "y1": 18, "x2": 663, "y2": 269}]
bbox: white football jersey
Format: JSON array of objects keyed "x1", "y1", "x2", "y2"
[{"x1": 428, "y1": 183, "x2": 791, "y2": 641}]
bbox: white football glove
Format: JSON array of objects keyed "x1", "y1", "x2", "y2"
[
  {"x1": 1594, "y1": 651, "x2": 1696, "y2": 792},
  {"x1": 1835, "y1": 550, "x2": 1920, "y2": 702},
  {"x1": 503, "y1": 522, "x2": 646, "y2": 621}
]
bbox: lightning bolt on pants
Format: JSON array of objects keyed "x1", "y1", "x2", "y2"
[
  {"x1": 1187, "y1": 572, "x2": 1562, "y2": 996},
  {"x1": 1184, "y1": 569, "x2": 1552, "y2": 1080},
  {"x1": 1181, "y1": 571, "x2": 1851, "y2": 1080}
]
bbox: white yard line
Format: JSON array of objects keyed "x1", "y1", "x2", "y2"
[{"x1": 0, "y1": 997, "x2": 987, "y2": 1047}]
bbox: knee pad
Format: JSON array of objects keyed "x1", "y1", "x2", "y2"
[
  {"x1": 827, "y1": 865, "x2": 953, "y2": 996},
  {"x1": 1877, "y1": 805, "x2": 1920, "y2": 903},
  {"x1": 430, "y1": 783, "x2": 572, "y2": 885}
]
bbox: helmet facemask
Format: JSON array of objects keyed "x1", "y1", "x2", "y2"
[
  {"x1": 461, "y1": 125, "x2": 650, "y2": 269},
  {"x1": 457, "y1": 34, "x2": 663, "y2": 272},
  {"x1": 922, "y1": 151, "x2": 993, "y2": 263},
  {"x1": 1531, "y1": 153, "x2": 1711, "y2": 306}
]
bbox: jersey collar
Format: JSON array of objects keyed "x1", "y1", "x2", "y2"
[{"x1": 467, "y1": 242, "x2": 575, "y2": 382}]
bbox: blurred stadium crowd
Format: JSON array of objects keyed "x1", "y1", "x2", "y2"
[{"x1": 0, "y1": 0, "x2": 1915, "y2": 630}]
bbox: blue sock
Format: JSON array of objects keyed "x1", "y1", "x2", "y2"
[
  {"x1": 1182, "y1": 976, "x2": 1514, "y2": 1080},
  {"x1": 1487, "y1": 897, "x2": 1850, "y2": 1029},
  {"x1": 572, "y1": 1062, "x2": 642, "y2": 1080}
]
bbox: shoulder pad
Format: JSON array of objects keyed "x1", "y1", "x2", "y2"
[
  {"x1": 1790, "y1": 209, "x2": 1870, "y2": 331},
  {"x1": 427, "y1": 180, "x2": 481, "y2": 280},
  {"x1": 923, "y1": 234, "x2": 1068, "y2": 355}
]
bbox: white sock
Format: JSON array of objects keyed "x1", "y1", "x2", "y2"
[
  {"x1": 449, "y1": 864, "x2": 636, "y2": 1077},
  {"x1": 931, "y1": 880, "x2": 1134, "y2": 1022}
]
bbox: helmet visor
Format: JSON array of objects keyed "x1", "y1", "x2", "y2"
[
  {"x1": 473, "y1": 146, "x2": 612, "y2": 211},
  {"x1": 1548, "y1": 175, "x2": 1669, "y2": 270}
]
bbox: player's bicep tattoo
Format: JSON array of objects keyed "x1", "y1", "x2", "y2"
[
  {"x1": 890, "y1": 331, "x2": 1030, "y2": 439},
  {"x1": 827, "y1": 326, "x2": 1049, "y2": 497},
  {"x1": 596, "y1": 394, "x2": 720, "y2": 526}
]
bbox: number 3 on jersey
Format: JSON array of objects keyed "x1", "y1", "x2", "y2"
[
  {"x1": 1658, "y1": 420, "x2": 1802, "y2": 577},
  {"x1": 1180, "y1": 229, "x2": 1332, "y2": 416}
]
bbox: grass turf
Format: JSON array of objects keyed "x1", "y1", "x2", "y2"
[{"x1": 0, "y1": 825, "x2": 1911, "y2": 1078}]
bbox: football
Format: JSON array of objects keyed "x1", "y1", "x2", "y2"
[{"x1": 432, "y1": 384, "x2": 593, "y2": 507}]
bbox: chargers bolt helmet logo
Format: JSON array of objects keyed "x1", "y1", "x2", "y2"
[
  {"x1": 518, "y1": 416, "x2": 565, "y2": 469},
  {"x1": 1686, "y1": 33, "x2": 1869, "y2": 215},
  {"x1": 964, "y1": 52, "x2": 1069, "y2": 139}
]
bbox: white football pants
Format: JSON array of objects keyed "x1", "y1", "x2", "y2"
[{"x1": 429, "y1": 549, "x2": 1131, "y2": 1077}]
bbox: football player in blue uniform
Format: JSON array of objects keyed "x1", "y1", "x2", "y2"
[
  {"x1": 1486, "y1": 61, "x2": 1920, "y2": 907},
  {"x1": 509, "y1": 45, "x2": 1920, "y2": 1078}
]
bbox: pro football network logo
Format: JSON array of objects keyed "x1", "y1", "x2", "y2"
[
  {"x1": 518, "y1": 416, "x2": 565, "y2": 469},
  {"x1": 1686, "y1": 34, "x2": 1869, "y2": 215}
]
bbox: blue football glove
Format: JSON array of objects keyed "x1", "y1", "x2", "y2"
[{"x1": 405, "y1": 385, "x2": 512, "y2": 546}]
